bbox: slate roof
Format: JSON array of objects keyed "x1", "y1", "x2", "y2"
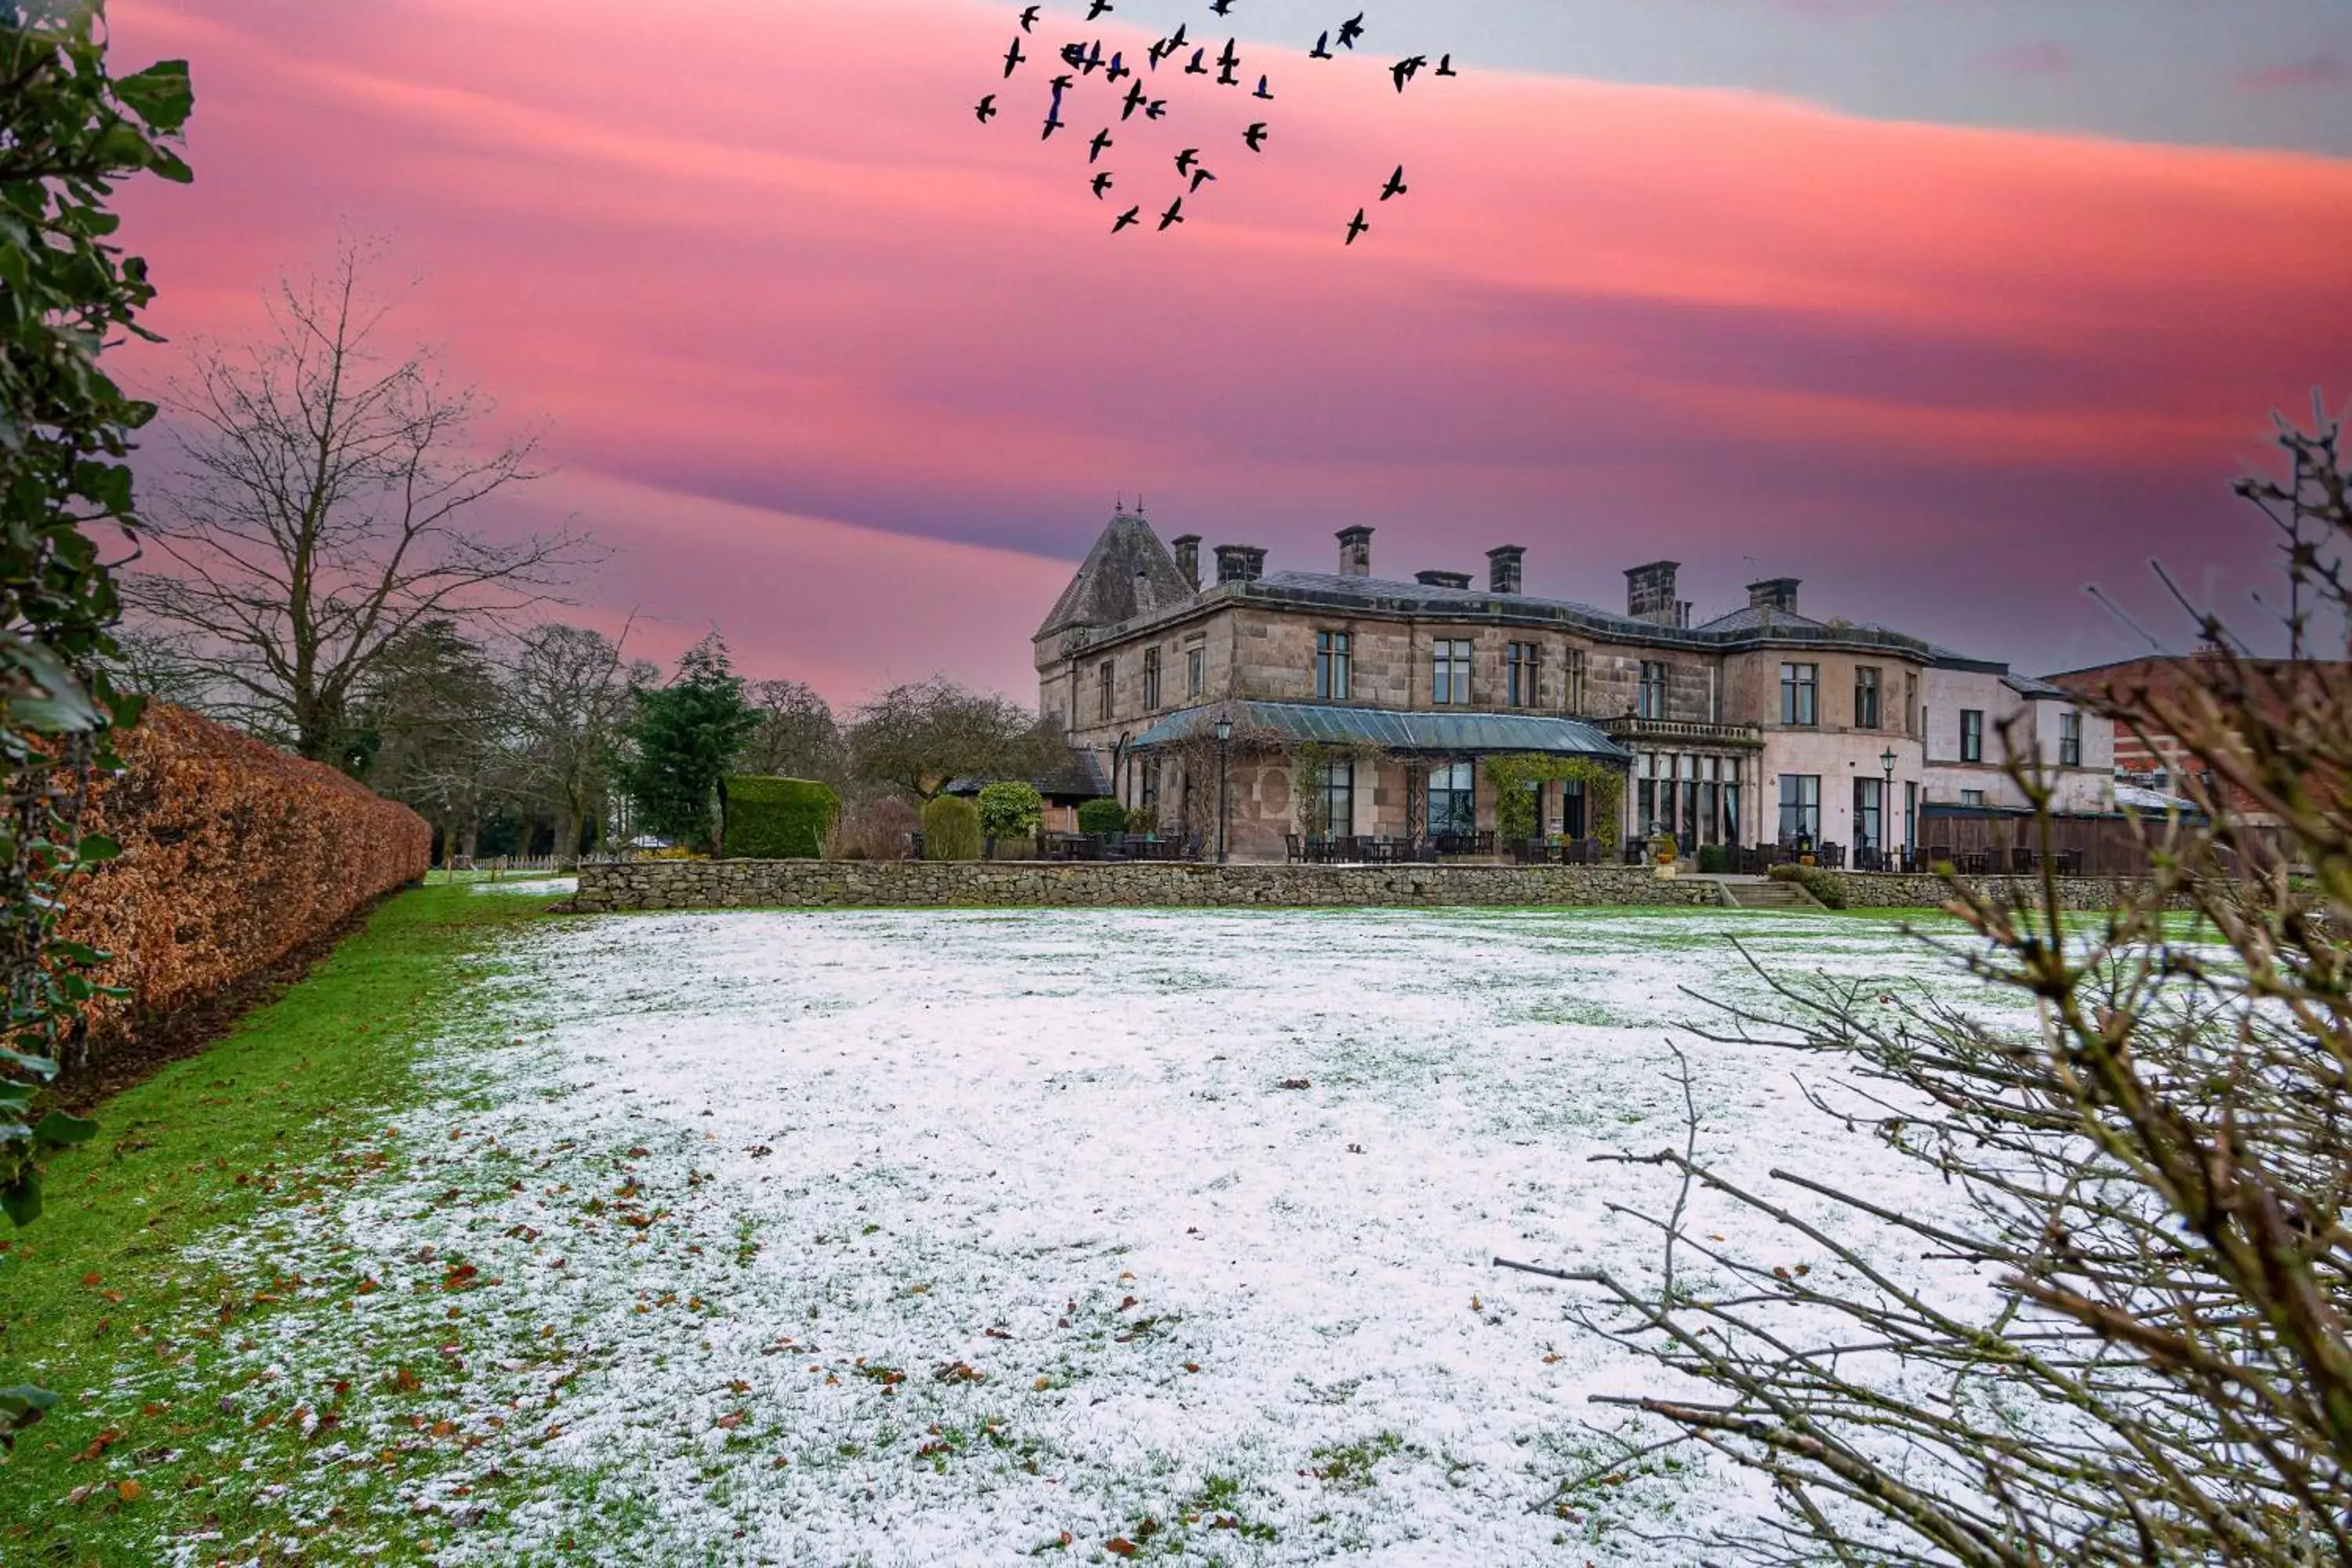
[
  {"x1": 1128, "y1": 701, "x2": 1630, "y2": 761},
  {"x1": 1036, "y1": 513, "x2": 1200, "y2": 641}
]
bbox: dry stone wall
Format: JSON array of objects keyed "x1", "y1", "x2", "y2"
[
  {"x1": 568, "y1": 859, "x2": 1730, "y2": 913},
  {"x1": 1824, "y1": 871, "x2": 2177, "y2": 910}
]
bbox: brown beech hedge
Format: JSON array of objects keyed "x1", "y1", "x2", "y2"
[{"x1": 56, "y1": 704, "x2": 430, "y2": 1065}]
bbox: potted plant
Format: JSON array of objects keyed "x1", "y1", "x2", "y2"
[{"x1": 1649, "y1": 829, "x2": 1679, "y2": 877}]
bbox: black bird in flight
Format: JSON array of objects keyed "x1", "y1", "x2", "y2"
[
  {"x1": 1120, "y1": 80, "x2": 1148, "y2": 118},
  {"x1": 1087, "y1": 0, "x2": 1113, "y2": 16},
  {"x1": 1105, "y1": 50, "x2": 1130, "y2": 83},
  {"x1": 1018, "y1": 4, "x2": 1038, "y2": 31},
  {"x1": 1391, "y1": 54, "x2": 1425, "y2": 92},
  {"x1": 1436, "y1": 53, "x2": 1457, "y2": 77},
  {"x1": 1338, "y1": 13, "x2": 1365, "y2": 49},
  {"x1": 1092, "y1": 170, "x2": 1115, "y2": 198},
  {"x1": 1143, "y1": 97, "x2": 1169, "y2": 118},
  {"x1": 1089, "y1": 127, "x2": 1113, "y2": 162},
  {"x1": 1049, "y1": 71, "x2": 1074, "y2": 91},
  {"x1": 1185, "y1": 46, "x2": 1209, "y2": 74},
  {"x1": 1167, "y1": 22, "x2": 1188, "y2": 49},
  {"x1": 1060, "y1": 41, "x2": 1087, "y2": 67},
  {"x1": 1216, "y1": 38, "x2": 1240, "y2": 84},
  {"x1": 1146, "y1": 37, "x2": 1174, "y2": 70},
  {"x1": 1380, "y1": 164, "x2": 1406, "y2": 200},
  {"x1": 1345, "y1": 207, "x2": 1369, "y2": 244},
  {"x1": 975, "y1": 93, "x2": 998, "y2": 123},
  {"x1": 1080, "y1": 38, "x2": 1105, "y2": 74},
  {"x1": 1112, "y1": 203, "x2": 1142, "y2": 232},
  {"x1": 1253, "y1": 74, "x2": 1272, "y2": 100},
  {"x1": 1189, "y1": 165, "x2": 1217, "y2": 193},
  {"x1": 1174, "y1": 147, "x2": 1200, "y2": 177},
  {"x1": 1159, "y1": 196, "x2": 1185, "y2": 230},
  {"x1": 1309, "y1": 31, "x2": 1333, "y2": 60},
  {"x1": 1210, "y1": 0, "x2": 1234, "y2": 13},
  {"x1": 1243, "y1": 121, "x2": 1268, "y2": 151},
  {"x1": 1043, "y1": 78, "x2": 1069, "y2": 138},
  {"x1": 1003, "y1": 37, "x2": 1026, "y2": 76}
]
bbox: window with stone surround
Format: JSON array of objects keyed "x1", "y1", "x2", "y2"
[
  {"x1": 1428, "y1": 759, "x2": 1475, "y2": 833},
  {"x1": 1854, "y1": 666, "x2": 1881, "y2": 729},
  {"x1": 1143, "y1": 647, "x2": 1162, "y2": 711},
  {"x1": 1961, "y1": 708, "x2": 1984, "y2": 763},
  {"x1": 1185, "y1": 640, "x2": 1203, "y2": 699},
  {"x1": 2060, "y1": 709, "x2": 2082, "y2": 767},
  {"x1": 1565, "y1": 647, "x2": 1588, "y2": 713},
  {"x1": 1780, "y1": 662, "x2": 1818, "y2": 726},
  {"x1": 1777, "y1": 773, "x2": 1820, "y2": 843},
  {"x1": 1432, "y1": 639, "x2": 1472, "y2": 706},
  {"x1": 1315, "y1": 630, "x2": 1351, "y2": 701},
  {"x1": 1097, "y1": 659, "x2": 1114, "y2": 722},
  {"x1": 1639, "y1": 661, "x2": 1669, "y2": 720},
  {"x1": 1507, "y1": 642, "x2": 1541, "y2": 708}
]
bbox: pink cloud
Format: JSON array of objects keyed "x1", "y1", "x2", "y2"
[
  {"x1": 2238, "y1": 55, "x2": 2347, "y2": 91},
  {"x1": 1983, "y1": 40, "x2": 2078, "y2": 77},
  {"x1": 101, "y1": 0, "x2": 2352, "y2": 692}
]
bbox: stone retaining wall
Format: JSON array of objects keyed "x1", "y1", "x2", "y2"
[
  {"x1": 1820, "y1": 871, "x2": 2171, "y2": 909},
  {"x1": 567, "y1": 859, "x2": 1730, "y2": 913}
]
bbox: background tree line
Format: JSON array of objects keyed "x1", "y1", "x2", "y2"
[{"x1": 100, "y1": 244, "x2": 1065, "y2": 858}]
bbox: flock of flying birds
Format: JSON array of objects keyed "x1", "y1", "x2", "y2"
[{"x1": 974, "y1": 2, "x2": 1456, "y2": 244}]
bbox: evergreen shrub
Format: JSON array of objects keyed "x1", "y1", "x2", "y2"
[
  {"x1": 920, "y1": 797, "x2": 982, "y2": 861},
  {"x1": 721, "y1": 776, "x2": 839, "y2": 858},
  {"x1": 1076, "y1": 797, "x2": 1127, "y2": 835},
  {"x1": 976, "y1": 781, "x2": 1044, "y2": 839}
]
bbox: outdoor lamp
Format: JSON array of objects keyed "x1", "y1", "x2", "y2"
[{"x1": 1214, "y1": 714, "x2": 1234, "y2": 743}]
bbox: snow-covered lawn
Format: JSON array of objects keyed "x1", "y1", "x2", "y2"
[{"x1": 197, "y1": 906, "x2": 1994, "y2": 1564}]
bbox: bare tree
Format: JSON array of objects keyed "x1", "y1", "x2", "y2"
[
  {"x1": 846, "y1": 675, "x2": 1061, "y2": 800},
  {"x1": 739, "y1": 677, "x2": 845, "y2": 786},
  {"x1": 1511, "y1": 407, "x2": 2352, "y2": 1565},
  {"x1": 505, "y1": 620, "x2": 648, "y2": 860},
  {"x1": 346, "y1": 618, "x2": 511, "y2": 859},
  {"x1": 122, "y1": 238, "x2": 597, "y2": 760}
]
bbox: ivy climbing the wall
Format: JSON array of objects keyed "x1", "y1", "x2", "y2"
[{"x1": 1485, "y1": 754, "x2": 1627, "y2": 851}]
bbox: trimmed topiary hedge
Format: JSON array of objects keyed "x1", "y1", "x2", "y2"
[
  {"x1": 920, "y1": 796, "x2": 982, "y2": 861},
  {"x1": 722, "y1": 776, "x2": 840, "y2": 859},
  {"x1": 1076, "y1": 797, "x2": 1127, "y2": 835},
  {"x1": 57, "y1": 704, "x2": 431, "y2": 1070}
]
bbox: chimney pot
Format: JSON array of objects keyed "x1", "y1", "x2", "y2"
[
  {"x1": 1415, "y1": 569, "x2": 1474, "y2": 590},
  {"x1": 1486, "y1": 545, "x2": 1525, "y2": 595},
  {"x1": 1746, "y1": 576, "x2": 1801, "y2": 614},
  {"x1": 1336, "y1": 525, "x2": 1374, "y2": 578},
  {"x1": 1624, "y1": 560, "x2": 1682, "y2": 624},
  {"x1": 1214, "y1": 544, "x2": 1267, "y2": 584},
  {"x1": 1171, "y1": 533, "x2": 1201, "y2": 590}
]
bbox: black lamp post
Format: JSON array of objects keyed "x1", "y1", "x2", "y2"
[
  {"x1": 1880, "y1": 746, "x2": 1898, "y2": 866},
  {"x1": 1214, "y1": 712, "x2": 1234, "y2": 863}
]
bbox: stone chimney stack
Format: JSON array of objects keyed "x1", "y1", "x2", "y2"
[
  {"x1": 1336, "y1": 525, "x2": 1374, "y2": 578},
  {"x1": 1214, "y1": 544, "x2": 1267, "y2": 584},
  {"x1": 1747, "y1": 576, "x2": 1800, "y2": 614},
  {"x1": 1625, "y1": 560, "x2": 1687, "y2": 626},
  {"x1": 1171, "y1": 534, "x2": 1201, "y2": 590},
  {"x1": 1415, "y1": 569, "x2": 1473, "y2": 590},
  {"x1": 1486, "y1": 545, "x2": 1525, "y2": 595}
]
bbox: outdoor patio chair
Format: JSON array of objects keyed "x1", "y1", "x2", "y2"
[
  {"x1": 1927, "y1": 843, "x2": 1952, "y2": 869},
  {"x1": 1284, "y1": 833, "x2": 1304, "y2": 865}
]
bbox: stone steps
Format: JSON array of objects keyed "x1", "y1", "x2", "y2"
[{"x1": 1720, "y1": 877, "x2": 1820, "y2": 911}]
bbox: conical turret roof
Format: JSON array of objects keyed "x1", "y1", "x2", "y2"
[{"x1": 1035, "y1": 512, "x2": 1197, "y2": 641}]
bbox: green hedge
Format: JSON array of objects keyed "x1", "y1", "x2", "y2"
[
  {"x1": 921, "y1": 796, "x2": 982, "y2": 861},
  {"x1": 722, "y1": 776, "x2": 840, "y2": 858},
  {"x1": 1076, "y1": 797, "x2": 1127, "y2": 835},
  {"x1": 1768, "y1": 862, "x2": 1847, "y2": 908}
]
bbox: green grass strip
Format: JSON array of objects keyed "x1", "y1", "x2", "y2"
[{"x1": 0, "y1": 885, "x2": 550, "y2": 1564}]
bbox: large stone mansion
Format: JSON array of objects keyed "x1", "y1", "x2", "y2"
[{"x1": 1034, "y1": 510, "x2": 2111, "y2": 862}]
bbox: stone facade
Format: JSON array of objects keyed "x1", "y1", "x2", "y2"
[
  {"x1": 568, "y1": 858, "x2": 1731, "y2": 913},
  {"x1": 1034, "y1": 513, "x2": 2114, "y2": 863}
]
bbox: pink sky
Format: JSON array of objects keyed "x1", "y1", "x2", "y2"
[{"x1": 107, "y1": 0, "x2": 2352, "y2": 699}]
